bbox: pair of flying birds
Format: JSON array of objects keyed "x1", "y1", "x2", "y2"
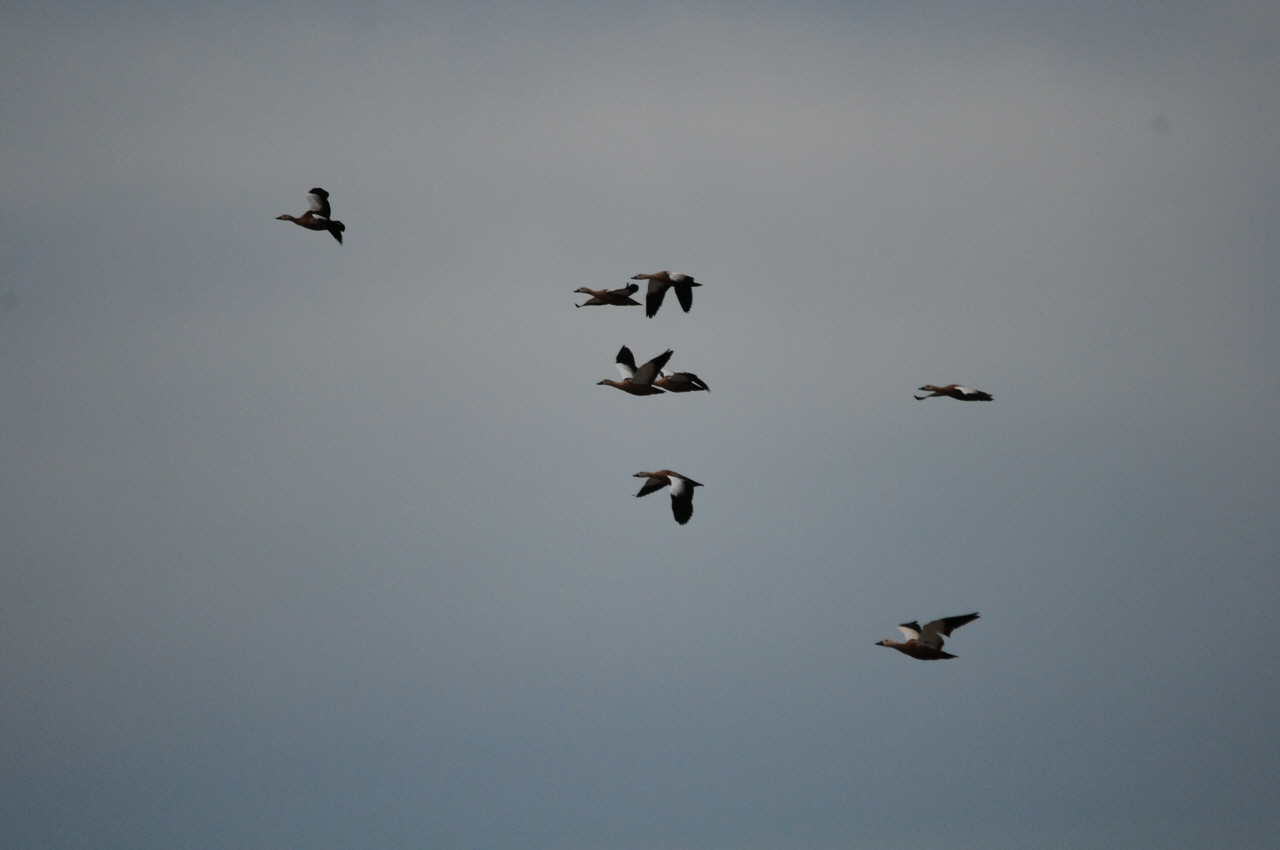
[
  {"x1": 597, "y1": 346, "x2": 709, "y2": 396},
  {"x1": 575, "y1": 271, "x2": 701, "y2": 319}
]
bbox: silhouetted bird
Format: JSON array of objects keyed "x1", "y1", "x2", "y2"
[
  {"x1": 632, "y1": 271, "x2": 701, "y2": 318},
  {"x1": 914, "y1": 384, "x2": 992, "y2": 401},
  {"x1": 633, "y1": 470, "x2": 703, "y2": 525},
  {"x1": 277, "y1": 188, "x2": 346, "y2": 244},
  {"x1": 653, "y1": 369, "x2": 710, "y2": 393},
  {"x1": 876, "y1": 613, "x2": 980, "y2": 660},
  {"x1": 598, "y1": 346, "x2": 673, "y2": 395},
  {"x1": 574, "y1": 283, "x2": 642, "y2": 307}
]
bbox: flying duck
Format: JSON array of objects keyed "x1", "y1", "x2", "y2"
[
  {"x1": 653, "y1": 369, "x2": 710, "y2": 393},
  {"x1": 633, "y1": 470, "x2": 703, "y2": 525},
  {"x1": 914, "y1": 384, "x2": 993, "y2": 401},
  {"x1": 574, "y1": 283, "x2": 642, "y2": 307},
  {"x1": 876, "y1": 613, "x2": 980, "y2": 660},
  {"x1": 632, "y1": 271, "x2": 702, "y2": 318},
  {"x1": 598, "y1": 346, "x2": 673, "y2": 395},
  {"x1": 276, "y1": 188, "x2": 346, "y2": 244}
]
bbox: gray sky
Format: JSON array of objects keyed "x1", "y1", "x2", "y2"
[{"x1": 2, "y1": 2, "x2": 1278, "y2": 848}]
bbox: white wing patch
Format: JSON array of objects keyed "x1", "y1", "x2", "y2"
[
  {"x1": 956, "y1": 387, "x2": 975, "y2": 395},
  {"x1": 307, "y1": 193, "x2": 324, "y2": 212},
  {"x1": 615, "y1": 362, "x2": 635, "y2": 379},
  {"x1": 668, "y1": 477, "x2": 688, "y2": 497},
  {"x1": 897, "y1": 625, "x2": 920, "y2": 640}
]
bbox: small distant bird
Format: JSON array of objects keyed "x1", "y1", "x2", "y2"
[
  {"x1": 653, "y1": 369, "x2": 710, "y2": 393},
  {"x1": 633, "y1": 470, "x2": 703, "y2": 525},
  {"x1": 277, "y1": 188, "x2": 346, "y2": 244},
  {"x1": 914, "y1": 384, "x2": 993, "y2": 401},
  {"x1": 598, "y1": 346, "x2": 673, "y2": 395},
  {"x1": 632, "y1": 271, "x2": 701, "y2": 318},
  {"x1": 574, "y1": 283, "x2": 642, "y2": 307},
  {"x1": 876, "y1": 613, "x2": 980, "y2": 660}
]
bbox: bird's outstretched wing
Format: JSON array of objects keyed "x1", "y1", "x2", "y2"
[
  {"x1": 668, "y1": 475, "x2": 701, "y2": 524},
  {"x1": 615, "y1": 346, "x2": 638, "y2": 379},
  {"x1": 632, "y1": 350, "x2": 674, "y2": 386},
  {"x1": 635, "y1": 475, "x2": 670, "y2": 498},
  {"x1": 672, "y1": 276, "x2": 698, "y2": 312},
  {"x1": 670, "y1": 489, "x2": 694, "y2": 524},
  {"x1": 917, "y1": 613, "x2": 979, "y2": 649},
  {"x1": 307, "y1": 188, "x2": 332, "y2": 218},
  {"x1": 646, "y1": 280, "x2": 669, "y2": 318}
]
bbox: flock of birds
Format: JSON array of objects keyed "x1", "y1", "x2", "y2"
[{"x1": 278, "y1": 188, "x2": 986, "y2": 661}]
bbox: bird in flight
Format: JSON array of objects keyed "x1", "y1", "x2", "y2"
[
  {"x1": 914, "y1": 384, "x2": 993, "y2": 401},
  {"x1": 574, "y1": 283, "x2": 642, "y2": 307},
  {"x1": 598, "y1": 346, "x2": 673, "y2": 395},
  {"x1": 876, "y1": 613, "x2": 980, "y2": 660},
  {"x1": 276, "y1": 188, "x2": 346, "y2": 244},
  {"x1": 633, "y1": 470, "x2": 703, "y2": 525},
  {"x1": 632, "y1": 271, "x2": 702, "y2": 318},
  {"x1": 653, "y1": 369, "x2": 710, "y2": 393}
]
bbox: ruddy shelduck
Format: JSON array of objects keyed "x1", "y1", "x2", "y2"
[
  {"x1": 653, "y1": 369, "x2": 710, "y2": 393},
  {"x1": 598, "y1": 346, "x2": 673, "y2": 395},
  {"x1": 876, "y1": 613, "x2": 980, "y2": 660},
  {"x1": 632, "y1": 271, "x2": 701, "y2": 318},
  {"x1": 633, "y1": 470, "x2": 703, "y2": 525},
  {"x1": 277, "y1": 188, "x2": 346, "y2": 244},
  {"x1": 574, "y1": 283, "x2": 641, "y2": 307},
  {"x1": 914, "y1": 384, "x2": 993, "y2": 401}
]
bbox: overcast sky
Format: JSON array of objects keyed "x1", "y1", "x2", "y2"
[{"x1": 2, "y1": 2, "x2": 1279, "y2": 848}]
